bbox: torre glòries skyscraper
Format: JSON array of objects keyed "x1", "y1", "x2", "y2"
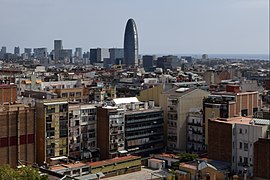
[{"x1": 123, "y1": 18, "x2": 139, "y2": 67}]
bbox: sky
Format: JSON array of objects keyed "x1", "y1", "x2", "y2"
[{"x1": 0, "y1": 0, "x2": 269, "y2": 55}]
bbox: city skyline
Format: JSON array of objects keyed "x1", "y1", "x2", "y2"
[{"x1": 0, "y1": 0, "x2": 269, "y2": 54}]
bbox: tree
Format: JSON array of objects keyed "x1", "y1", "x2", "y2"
[
  {"x1": 0, "y1": 165, "x2": 19, "y2": 179},
  {"x1": 178, "y1": 153, "x2": 198, "y2": 162},
  {"x1": 0, "y1": 165, "x2": 48, "y2": 180}
]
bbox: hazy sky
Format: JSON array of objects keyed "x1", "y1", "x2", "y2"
[{"x1": 0, "y1": 0, "x2": 269, "y2": 54}]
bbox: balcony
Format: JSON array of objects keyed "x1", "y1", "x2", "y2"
[
  {"x1": 126, "y1": 116, "x2": 162, "y2": 124},
  {"x1": 126, "y1": 131, "x2": 163, "y2": 140},
  {"x1": 187, "y1": 122, "x2": 202, "y2": 127},
  {"x1": 125, "y1": 124, "x2": 163, "y2": 132}
]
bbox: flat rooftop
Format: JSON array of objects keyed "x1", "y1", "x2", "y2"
[
  {"x1": 210, "y1": 116, "x2": 253, "y2": 125},
  {"x1": 89, "y1": 155, "x2": 140, "y2": 167}
]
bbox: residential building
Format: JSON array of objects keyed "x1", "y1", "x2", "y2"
[
  {"x1": 0, "y1": 84, "x2": 17, "y2": 104},
  {"x1": 178, "y1": 160, "x2": 229, "y2": 180},
  {"x1": 253, "y1": 138, "x2": 270, "y2": 180},
  {"x1": 0, "y1": 104, "x2": 35, "y2": 168},
  {"x1": 160, "y1": 88, "x2": 209, "y2": 151},
  {"x1": 186, "y1": 108, "x2": 205, "y2": 153},
  {"x1": 89, "y1": 155, "x2": 141, "y2": 178},
  {"x1": 121, "y1": 100, "x2": 164, "y2": 156},
  {"x1": 97, "y1": 106, "x2": 125, "y2": 160},
  {"x1": 36, "y1": 99, "x2": 69, "y2": 165},
  {"x1": 68, "y1": 104, "x2": 99, "y2": 161},
  {"x1": 52, "y1": 87, "x2": 88, "y2": 103},
  {"x1": 204, "y1": 89, "x2": 260, "y2": 145},
  {"x1": 208, "y1": 116, "x2": 269, "y2": 177}
]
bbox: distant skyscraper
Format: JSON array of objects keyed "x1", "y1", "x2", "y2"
[
  {"x1": 0, "y1": 46, "x2": 6, "y2": 58},
  {"x1": 54, "y1": 40, "x2": 63, "y2": 60},
  {"x1": 75, "y1": 48, "x2": 82, "y2": 59},
  {"x1": 143, "y1": 55, "x2": 155, "y2": 71},
  {"x1": 202, "y1": 54, "x2": 208, "y2": 60},
  {"x1": 14, "y1": 46, "x2": 20, "y2": 56},
  {"x1": 24, "y1": 48, "x2": 32, "y2": 58},
  {"x1": 124, "y1": 18, "x2": 139, "y2": 67},
  {"x1": 109, "y1": 48, "x2": 124, "y2": 65},
  {"x1": 34, "y1": 48, "x2": 48, "y2": 59},
  {"x1": 90, "y1": 48, "x2": 109, "y2": 64}
]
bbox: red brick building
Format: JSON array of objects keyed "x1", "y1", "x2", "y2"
[
  {"x1": 0, "y1": 84, "x2": 17, "y2": 104},
  {"x1": 254, "y1": 138, "x2": 270, "y2": 179},
  {"x1": 0, "y1": 104, "x2": 35, "y2": 168}
]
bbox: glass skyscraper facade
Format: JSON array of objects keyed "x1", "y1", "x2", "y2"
[{"x1": 123, "y1": 18, "x2": 139, "y2": 67}]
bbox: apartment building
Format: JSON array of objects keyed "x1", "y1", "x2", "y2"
[
  {"x1": 97, "y1": 106, "x2": 125, "y2": 160},
  {"x1": 123, "y1": 102, "x2": 164, "y2": 156},
  {"x1": 53, "y1": 87, "x2": 88, "y2": 103},
  {"x1": 0, "y1": 84, "x2": 17, "y2": 104},
  {"x1": 208, "y1": 116, "x2": 269, "y2": 177},
  {"x1": 160, "y1": 88, "x2": 209, "y2": 151},
  {"x1": 69, "y1": 103, "x2": 99, "y2": 161},
  {"x1": 36, "y1": 99, "x2": 69, "y2": 165},
  {"x1": 186, "y1": 108, "x2": 205, "y2": 153},
  {"x1": 0, "y1": 104, "x2": 35, "y2": 168},
  {"x1": 254, "y1": 138, "x2": 270, "y2": 180},
  {"x1": 204, "y1": 88, "x2": 260, "y2": 145}
]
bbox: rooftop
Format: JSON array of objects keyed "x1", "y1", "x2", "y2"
[
  {"x1": 210, "y1": 116, "x2": 253, "y2": 125},
  {"x1": 88, "y1": 155, "x2": 140, "y2": 167}
]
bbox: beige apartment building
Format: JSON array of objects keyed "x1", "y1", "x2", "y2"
[{"x1": 160, "y1": 88, "x2": 209, "y2": 151}]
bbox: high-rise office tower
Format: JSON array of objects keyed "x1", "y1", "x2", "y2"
[
  {"x1": 33, "y1": 48, "x2": 48, "y2": 59},
  {"x1": 142, "y1": 55, "x2": 155, "y2": 71},
  {"x1": 24, "y1": 48, "x2": 32, "y2": 58},
  {"x1": 54, "y1": 40, "x2": 63, "y2": 60},
  {"x1": 0, "y1": 46, "x2": 6, "y2": 58},
  {"x1": 123, "y1": 18, "x2": 139, "y2": 67},
  {"x1": 90, "y1": 48, "x2": 109, "y2": 64},
  {"x1": 14, "y1": 46, "x2": 20, "y2": 56},
  {"x1": 109, "y1": 48, "x2": 124, "y2": 65},
  {"x1": 75, "y1": 48, "x2": 82, "y2": 59}
]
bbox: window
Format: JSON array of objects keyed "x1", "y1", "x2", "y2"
[
  {"x1": 244, "y1": 157, "x2": 248, "y2": 164},
  {"x1": 245, "y1": 129, "x2": 247, "y2": 134},
  {"x1": 239, "y1": 156, "x2": 242, "y2": 163},
  {"x1": 244, "y1": 143, "x2": 248, "y2": 151},
  {"x1": 239, "y1": 128, "x2": 242, "y2": 134},
  {"x1": 239, "y1": 142, "x2": 242, "y2": 149}
]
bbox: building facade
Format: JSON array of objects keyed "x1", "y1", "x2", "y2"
[
  {"x1": 123, "y1": 18, "x2": 139, "y2": 67},
  {"x1": 36, "y1": 99, "x2": 69, "y2": 165},
  {"x1": 0, "y1": 104, "x2": 35, "y2": 168},
  {"x1": 69, "y1": 104, "x2": 99, "y2": 161},
  {"x1": 54, "y1": 40, "x2": 63, "y2": 60},
  {"x1": 208, "y1": 117, "x2": 268, "y2": 177},
  {"x1": 124, "y1": 104, "x2": 164, "y2": 156},
  {"x1": 186, "y1": 108, "x2": 205, "y2": 153},
  {"x1": 204, "y1": 90, "x2": 260, "y2": 145},
  {"x1": 253, "y1": 138, "x2": 270, "y2": 179},
  {"x1": 97, "y1": 107, "x2": 125, "y2": 160},
  {"x1": 160, "y1": 88, "x2": 209, "y2": 151}
]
